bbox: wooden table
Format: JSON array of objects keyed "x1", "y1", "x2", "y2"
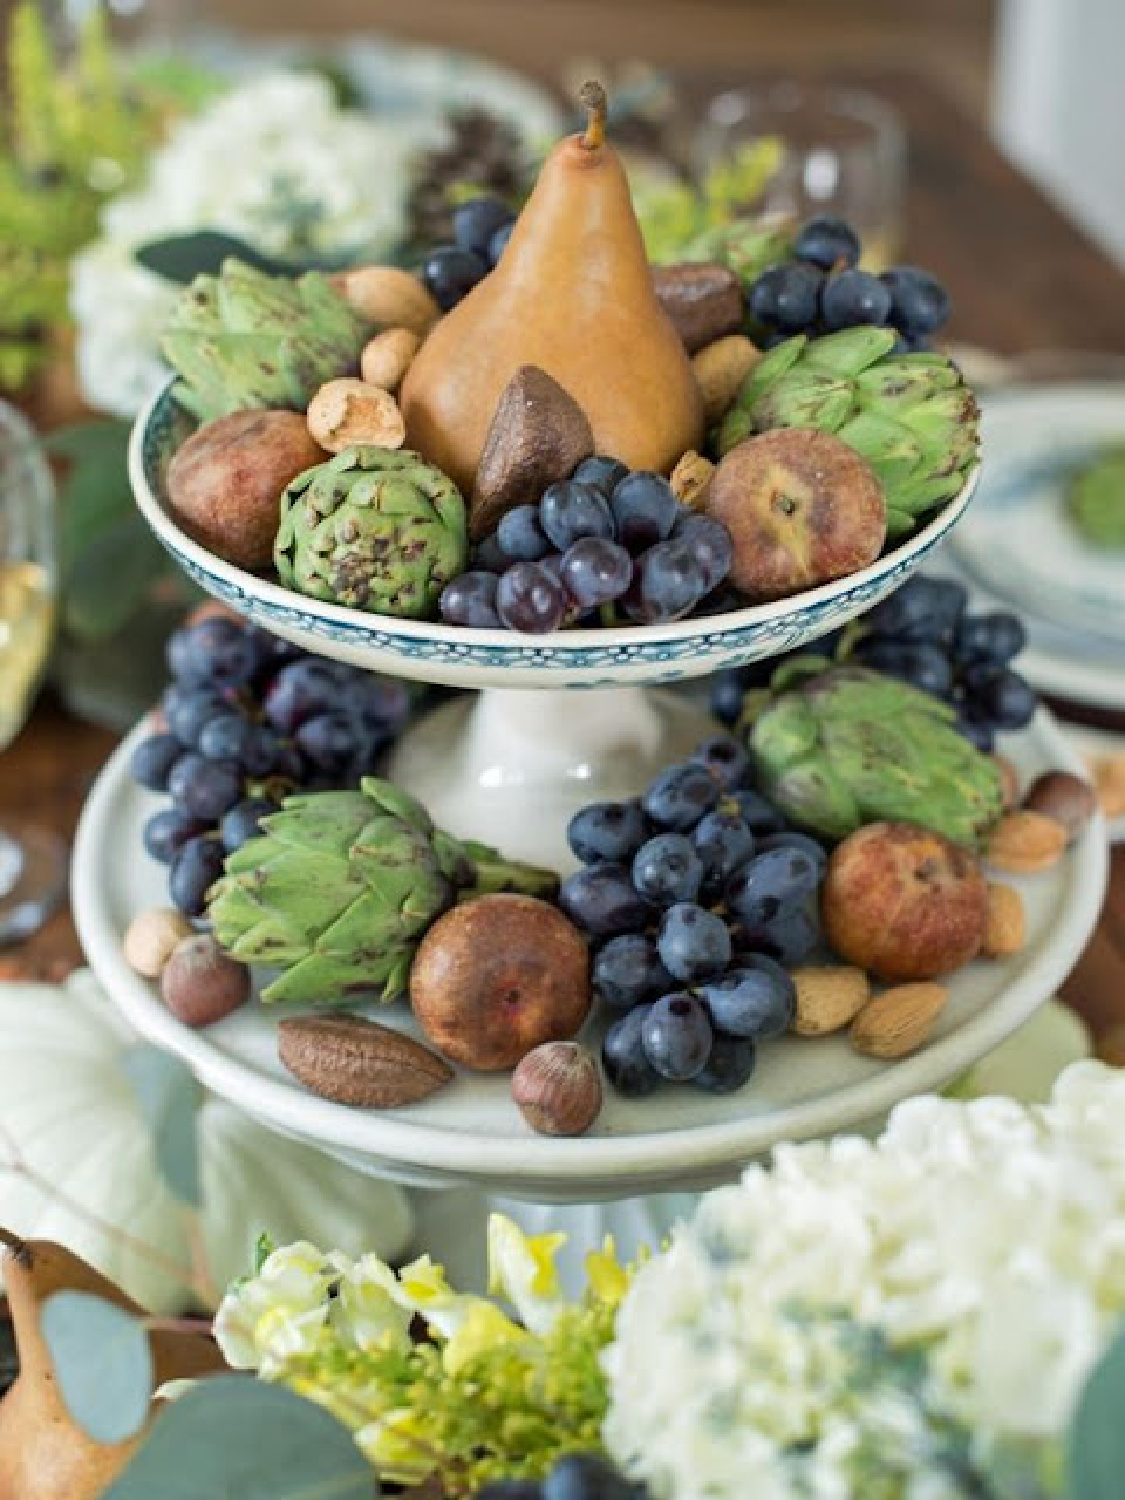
[{"x1": 1, "y1": 70, "x2": 1123, "y2": 1040}]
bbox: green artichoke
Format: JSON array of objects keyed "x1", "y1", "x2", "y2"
[
  {"x1": 208, "y1": 777, "x2": 558, "y2": 1005},
  {"x1": 162, "y1": 258, "x2": 369, "y2": 424},
  {"x1": 746, "y1": 665, "x2": 1003, "y2": 847},
  {"x1": 1067, "y1": 446, "x2": 1125, "y2": 549},
  {"x1": 719, "y1": 328, "x2": 980, "y2": 540},
  {"x1": 275, "y1": 447, "x2": 468, "y2": 617}
]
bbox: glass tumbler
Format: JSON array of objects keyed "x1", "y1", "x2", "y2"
[
  {"x1": 0, "y1": 400, "x2": 68, "y2": 943},
  {"x1": 695, "y1": 82, "x2": 907, "y2": 268}
]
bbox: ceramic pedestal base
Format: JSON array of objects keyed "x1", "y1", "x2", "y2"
[{"x1": 389, "y1": 686, "x2": 718, "y2": 870}]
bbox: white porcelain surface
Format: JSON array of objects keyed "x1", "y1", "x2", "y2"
[
  {"x1": 131, "y1": 383, "x2": 980, "y2": 691},
  {"x1": 73, "y1": 711, "x2": 1107, "y2": 1203},
  {"x1": 950, "y1": 384, "x2": 1125, "y2": 644},
  {"x1": 389, "y1": 687, "x2": 717, "y2": 869}
]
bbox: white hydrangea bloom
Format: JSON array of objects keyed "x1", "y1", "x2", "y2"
[
  {"x1": 603, "y1": 1062, "x2": 1125, "y2": 1500},
  {"x1": 71, "y1": 72, "x2": 448, "y2": 417}
]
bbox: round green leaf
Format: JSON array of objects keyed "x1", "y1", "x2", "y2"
[
  {"x1": 121, "y1": 1044, "x2": 204, "y2": 1208},
  {"x1": 39, "y1": 1291, "x2": 153, "y2": 1445},
  {"x1": 103, "y1": 1376, "x2": 375, "y2": 1498},
  {"x1": 1068, "y1": 1323, "x2": 1125, "y2": 1500}
]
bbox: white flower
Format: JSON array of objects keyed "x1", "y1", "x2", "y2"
[
  {"x1": 330, "y1": 1251, "x2": 413, "y2": 1353},
  {"x1": 214, "y1": 1240, "x2": 338, "y2": 1372},
  {"x1": 70, "y1": 70, "x2": 448, "y2": 417},
  {"x1": 603, "y1": 1062, "x2": 1125, "y2": 1500}
]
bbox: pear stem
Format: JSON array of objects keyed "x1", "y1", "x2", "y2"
[
  {"x1": 0, "y1": 1227, "x2": 29, "y2": 1265},
  {"x1": 579, "y1": 81, "x2": 608, "y2": 150}
]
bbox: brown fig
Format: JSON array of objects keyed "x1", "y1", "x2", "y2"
[
  {"x1": 0, "y1": 1230, "x2": 224, "y2": 1500},
  {"x1": 471, "y1": 365, "x2": 594, "y2": 539},
  {"x1": 822, "y1": 822, "x2": 988, "y2": 982},
  {"x1": 704, "y1": 427, "x2": 886, "y2": 599},
  {"x1": 166, "y1": 409, "x2": 324, "y2": 571},
  {"x1": 400, "y1": 83, "x2": 704, "y2": 496},
  {"x1": 409, "y1": 895, "x2": 591, "y2": 1072}
]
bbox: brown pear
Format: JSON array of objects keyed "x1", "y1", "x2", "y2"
[
  {"x1": 0, "y1": 1230, "x2": 225, "y2": 1500},
  {"x1": 400, "y1": 82, "x2": 704, "y2": 495}
]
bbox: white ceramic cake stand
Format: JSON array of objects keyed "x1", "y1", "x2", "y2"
[{"x1": 75, "y1": 384, "x2": 1106, "y2": 1288}]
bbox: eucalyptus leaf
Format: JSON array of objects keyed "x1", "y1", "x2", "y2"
[
  {"x1": 46, "y1": 419, "x2": 134, "y2": 576},
  {"x1": 39, "y1": 1291, "x2": 153, "y2": 1445},
  {"x1": 103, "y1": 1375, "x2": 375, "y2": 1498},
  {"x1": 1067, "y1": 1322, "x2": 1125, "y2": 1499},
  {"x1": 121, "y1": 1044, "x2": 204, "y2": 1208},
  {"x1": 60, "y1": 510, "x2": 169, "y2": 641},
  {"x1": 135, "y1": 231, "x2": 298, "y2": 283}
]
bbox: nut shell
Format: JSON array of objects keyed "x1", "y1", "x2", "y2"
[
  {"x1": 338, "y1": 265, "x2": 441, "y2": 334},
  {"x1": 409, "y1": 894, "x2": 591, "y2": 1071},
  {"x1": 511, "y1": 1041, "x2": 602, "y2": 1136},
  {"x1": 278, "y1": 1015, "x2": 453, "y2": 1107},
  {"x1": 985, "y1": 810, "x2": 1068, "y2": 874},
  {"x1": 306, "y1": 378, "x2": 405, "y2": 453},
  {"x1": 166, "y1": 410, "x2": 324, "y2": 570},
  {"x1": 983, "y1": 882, "x2": 1026, "y2": 958},
  {"x1": 652, "y1": 262, "x2": 744, "y2": 352},
  {"x1": 822, "y1": 822, "x2": 988, "y2": 982},
  {"x1": 161, "y1": 934, "x2": 250, "y2": 1027},
  {"x1": 123, "y1": 908, "x2": 194, "y2": 979},
  {"x1": 360, "y1": 327, "x2": 422, "y2": 391},
  {"x1": 850, "y1": 982, "x2": 949, "y2": 1058},
  {"x1": 790, "y1": 965, "x2": 870, "y2": 1036}
]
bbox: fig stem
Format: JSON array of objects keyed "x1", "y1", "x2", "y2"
[{"x1": 579, "y1": 81, "x2": 608, "y2": 150}]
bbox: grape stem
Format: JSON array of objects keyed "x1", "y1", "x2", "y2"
[{"x1": 579, "y1": 81, "x2": 608, "y2": 150}]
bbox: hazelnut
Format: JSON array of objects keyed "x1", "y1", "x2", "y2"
[
  {"x1": 161, "y1": 934, "x2": 250, "y2": 1027},
  {"x1": 1023, "y1": 770, "x2": 1097, "y2": 843},
  {"x1": 511, "y1": 1041, "x2": 602, "y2": 1136},
  {"x1": 360, "y1": 327, "x2": 422, "y2": 391},
  {"x1": 123, "y1": 907, "x2": 195, "y2": 979},
  {"x1": 306, "y1": 378, "x2": 406, "y2": 453}
]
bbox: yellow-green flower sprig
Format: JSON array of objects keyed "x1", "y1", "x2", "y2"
[{"x1": 215, "y1": 1217, "x2": 638, "y2": 1498}]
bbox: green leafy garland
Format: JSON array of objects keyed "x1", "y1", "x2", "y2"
[{"x1": 0, "y1": 1, "x2": 183, "y2": 394}]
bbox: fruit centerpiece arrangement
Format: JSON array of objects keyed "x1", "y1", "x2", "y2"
[{"x1": 156, "y1": 82, "x2": 980, "y2": 635}]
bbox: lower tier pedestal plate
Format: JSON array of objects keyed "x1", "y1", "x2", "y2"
[{"x1": 74, "y1": 710, "x2": 1107, "y2": 1292}]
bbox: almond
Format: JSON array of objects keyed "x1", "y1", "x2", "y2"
[
  {"x1": 1022, "y1": 770, "x2": 1097, "y2": 842},
  {"x1": 691, "y1": 334, "x2": 761, "y2": 426},
  {"x1": 1091, "y1": 754, "x2": 1125, "y2": 819},
  {"x1": 850, "y1": 982, "x2": 949, "y2": 1059},
  {"x1": 982, "y1": 882, "x2": 1025, "y2": 958},
  {"x1": 306, "y1": 378, "x2": 405, "y2": 453},
  {"x1": 278, "y1": 1016, "x2": 453, "y2": 1107},
  {"x1": 992, "y1": 754, "x2": 1021, "y2": 812},
  {"x1": 338, "y1": 265, "x2": 441, "y2": 334},
  {"x1": 984, "y1": 809, "x2": 1068, "y2": 874},
  {"x1": 790, "y1": 965, "x2": 870, "y2": 1035},
  {"x1": 360, "y1": 326, "x2": 422, "y2": 391}
]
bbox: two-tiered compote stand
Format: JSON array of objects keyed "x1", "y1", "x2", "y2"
[{"x1": 72, "y1": 383, "x2": 1108, "y2": 1290}]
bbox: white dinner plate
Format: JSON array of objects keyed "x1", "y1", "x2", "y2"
[{"x1": 950, "y1": 384, "x2": 1125, "y2": 644}]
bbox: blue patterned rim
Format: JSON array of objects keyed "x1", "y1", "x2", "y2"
[{"x1": 130, "y1": 382, "x2": 978, "y2": 678}]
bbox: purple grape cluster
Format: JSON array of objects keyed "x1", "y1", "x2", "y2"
[
  {"x1": 128, "y1": 614, "x2": 411, "y2": 916},
  {"x1": 747, "y1": 215, "x2": 952, "y2": 352},
  {"x1": 712, "y1": 575, "x2": 1037, "y2": 754},
  {"x1": 851, "y1": 575, "x2": 1036, "y2": 752},
  {"x1": 440, "y1": 458, "x2": 735, "y2": 634},
  {"x1": 557, "y1": 735, "x2": 829, "y2": 1097},
  {"x1": 420, "y1": 194, "x2": 516, "y2": 311}
]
